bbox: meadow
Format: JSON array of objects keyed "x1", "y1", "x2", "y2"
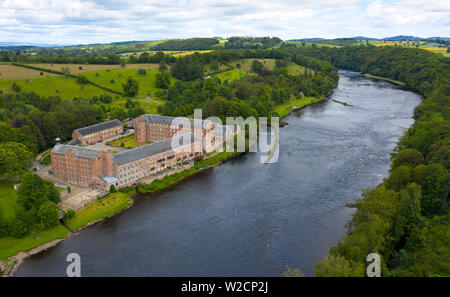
[
  {"x1": 0, "y1": 65, "x2": 58, "y2": 80},
  {"x1": 25, "y1": 63, "x2": 160, "y2": 74},
  {"x1": 0, "y1": 182, "x2": 19, "y2": 221},
  {"x1": 0, "y1": 75, "x2": 118, "y2": 99},
  {"x1": 65, "y1": 192, "x2": 132, "y2": 231},
  {"x1": 82, "y1": 68, "x2": 176, "y2": 97},
  {"x1": 274, "y1": 96, "x2": 322, "y2": 118}
]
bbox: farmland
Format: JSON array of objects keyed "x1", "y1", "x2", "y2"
[
  {"x1": 0, "y1": 65, "x2": 58, "y2": 80},
  {"x1": 24, "y1": 63, "x2": 160, "y2": 74},
  {"x1": 82, "y1": 68, "x2": 176, "y2": 97},
  {"x1": 0, "y1": 75, "x2": 118, "y2": 99}
]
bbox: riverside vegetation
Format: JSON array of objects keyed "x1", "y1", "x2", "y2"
[{"x1": 0, "y1": 40, "x2": 448, "y2": 277}]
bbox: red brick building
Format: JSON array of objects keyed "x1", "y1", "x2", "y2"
[
  {"x1": 51, "y1": 144, "x2": 114, "y2": 189},
  {"x1": 134, "y1": 114, "x2": 215, "y2": 150},
  {"x1": 72, "y1": 119, "x2": 123, "y2": 146},
  {"x1": 51, "y1": 133, "x2": 202, "y2": 190}
]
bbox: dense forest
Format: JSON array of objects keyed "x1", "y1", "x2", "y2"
[{"x1": 288, "y1": 45, "x2": 449, "y2": 276}]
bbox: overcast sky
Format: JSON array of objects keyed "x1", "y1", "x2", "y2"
[{"x1": 1, "y1": 0, "x2": 449, "y2": 45}]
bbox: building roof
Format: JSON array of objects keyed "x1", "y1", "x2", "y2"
[
  {"x1": 52, "y1": 144, "x2": 101, "y2": 160},
  {"x1": 140, "y1": 114, "x2": 210, "y2": 129},
  {"x1": 74, "y1": 119, "x2": 122, "y2": 137},
  {"x1": 101, "y1": 176, "x2": 119, "y2": 184},
  {"x1": 113, "y1": 133, "x2": 201, "y2": 166}
]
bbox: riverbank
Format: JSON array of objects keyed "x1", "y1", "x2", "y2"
[
  {"x1": 275, "y1": 96, "x2": 326, "y2": 119},
  {"x1": 1, "y1": 151, "x2": 240, "y2": 276},
  {"x1": 0, "y1": 191, "x2": 133, "y2": 276},
  {"x1": 363, "y1": 73, "x2": 405, "y2": 86}
]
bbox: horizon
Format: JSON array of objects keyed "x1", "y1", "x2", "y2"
[{"x1": 1, "y1": 0, "x2": 449, "y2": 45}]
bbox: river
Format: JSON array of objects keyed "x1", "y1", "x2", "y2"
[{"x1": 15, "y1": 70, "x2": 421, "y2": 276}]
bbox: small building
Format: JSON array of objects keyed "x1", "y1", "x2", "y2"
[{"x1": 72, "y1": 119, "x2": 123, "y2": 146}]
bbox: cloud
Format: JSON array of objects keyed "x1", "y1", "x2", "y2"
[{"x1": 0, "y1": 0, "x2": 448, "y2": 44}]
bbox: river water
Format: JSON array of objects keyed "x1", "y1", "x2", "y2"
[{"x1": 16, "y1": 70, "x2": 421, "y2": 276}]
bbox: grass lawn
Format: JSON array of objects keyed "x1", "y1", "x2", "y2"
[
  {"x1": 138, "y1": 151, "x2": 236, "y2": 194},
  {"x1": 107, "y1": 134, "x2": 140, "y2": 148},
  {"x1": 0, "y1": 182, "x2": 19, "y2": 221},
  {"x1": 229, "y1": 59, "x2": 277, "y2": 72},
  {"x1": 214, "y1": 69, "x2": 250, "y2": 82},
  {"x1": 0, "y1": 225, "x2": 69, "y2": 260},
  {"x1": 274, "y1": 96, "x2": 322, "y2": 118},
  {"x1": 82, "y1": 68, "x2": 176, "y2": 98},
  {"x1": 65, "y1": 192, "x2": 132, "y2": 231},
  {"x1": 0, "y1": 76, "x2": 117, "y2": 99}
]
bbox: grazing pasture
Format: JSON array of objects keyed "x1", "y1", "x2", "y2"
[
  {"x1": 82, "y1": 68, "x2": 175, "y2": 97},
  {"x1": 0, "y1": 65, "x2": 58, "y2": 80},
  {"x1": 0, "y1": 76, "x2": 117, "y2": 99},
  {"x1": 25, "y1": 63, "x2": 160, "y2": 74}
]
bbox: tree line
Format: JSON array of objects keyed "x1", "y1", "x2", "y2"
[{"x1": 292, "y1": 45, "x2": 450, "y2": 276}]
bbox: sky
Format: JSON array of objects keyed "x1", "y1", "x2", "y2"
[{"x1": 0, "y1": 0, "x2": 449, "y2": 45}]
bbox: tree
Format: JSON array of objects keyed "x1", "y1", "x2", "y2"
[
  {"x1": 251, "y1": 60, "x2": 264, "y2": 73},
  {"x1": 63, "y1": 209, "x2": 76, "y2": 221},
  {"x1": 315, "y1": 255, "x2": 365, "y2": 277},
  {"x1": 17, "y1": 173, "x2": 50, "y2": 210},
  {"x1": 392, "y1": 149, "x2": 424, "y2": 170},
  {"x1": 110, "y1": 184, "x2": 116, "y2": 193},
  {"x1": 38, "y1": 201, "x2": 59, "y2": 230},
  {"x1": 122, "y1": 76, "x2": 139, "y2": 97},
  {"x1": 110, "y1": 107, "x2": 127, "y2": 121},
  {"x1": 155, "y1": 70, "x2": 171, "y2": 89},
  {"x1": 0, "y1": 142, "x2": 33, "y2": 180},
  {"x1": 420, "y1": 163, "x2": 449, "y2": 217},
  {"x1": 385, "y1": 165, "x2": 412, "y2": 192}
]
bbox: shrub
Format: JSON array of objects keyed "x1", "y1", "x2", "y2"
[
  {"x1": 67, "y1": 186, "x2": 71, "y2": 193},
  {"x1": 9, "y1": 219, "x2": 29, "y2": 238},
  {"x1": 110, "y1": 184, "x2": 116, "y2": 193},
  {"x1": 138, "y1": 69, "x2": 147, "y2": 75},
  {"x1": 38, "y1": 201, "x2": 59, "y2": 230},
  {"x1": 63, "y1": 209, "x2": 76, "y2": 221}
]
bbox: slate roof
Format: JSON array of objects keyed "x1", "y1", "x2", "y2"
[
  {"x1": 140, "y1": 114, "x2": 208, "y2": 129},
  {"x1": 52, "y1": 144, "x2": 101, "y2": 160},
  {"x1": 74, "y1": 119, "x2": 122, "y2": 136},
  {"x1": 113, "y1": 133, "x2": 201, "y2": 166}
]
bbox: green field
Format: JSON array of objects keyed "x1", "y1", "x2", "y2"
[
  {"x1": 0, "y1": 76, "x2": 117, "y2": 99},
  {"x1": 0, "y1": 182, "x2": 19, "y2": 221},
  {"x1": 65, "y1": 192, "x2": 132, "y2": 231},
  {"x1": 0, "y1": 225, "x2": 69, "y2": 260},
  {"x1": 214, "y1": 69, "x2": 250, "y2": 82},
  {"x1": 107, "y1": 134, "x2": 139, "y2": 148},
  {"x1": 82, "y1": 68, "x2": 176, "y2": 97},
  {"x1": 274, "y1": 96, "x2": 322, "y2": 118},
  {"x1": 228, "y1": 59, "x2": 313, "y2": 76}
]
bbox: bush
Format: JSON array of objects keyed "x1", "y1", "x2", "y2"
[
  {"x1": 67, "y1": 186, "x2": 71, "y2": 193},
  {"x1": 63, "y1": 209, "x2": 76, "y2": 221},
  {"x1": 110, "y1": 184, "x2": 116, "y2": 193},
  {"x1": 138, "y1": 69, "x2": 146, "y2": 75},
  {"x1": 9, "y1": 219, "x2": 29, "y2": 238},
  {"x1": 38, "y1": 201, "x2": 59, "y2": 230}
]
